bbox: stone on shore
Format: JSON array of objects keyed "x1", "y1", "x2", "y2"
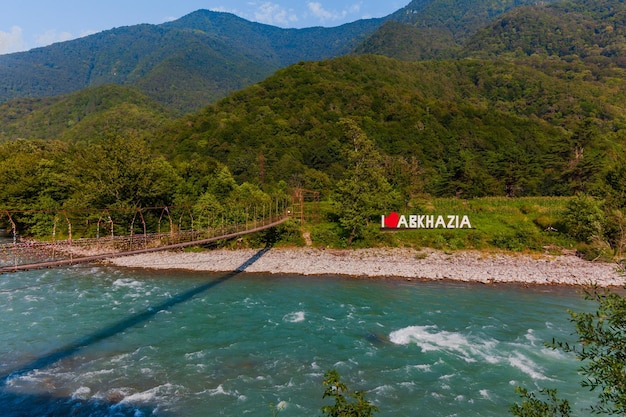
[{"x1": 106, "y1": 247, "x2": 625, "y2": 287}]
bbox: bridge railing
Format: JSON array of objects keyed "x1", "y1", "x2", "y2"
[{"x1": 0, "y1": 204, "x2": 290, "y2": 271}]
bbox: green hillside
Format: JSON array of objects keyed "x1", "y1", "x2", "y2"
[
  {"x1": 155, "y1": 54, "x2": 626, "y2": 199},
  {"x1": 463, "y1": 0, "x2": 626, "y2": 66},
  {"x1": 357, "y1": 0, "x2": 562, "y2": 60},
  {"x1": 2, "y1": 0, "x2": 626, "y2": 253},
  {"x1": 2, "y1": 55, "x2": 626, "y2": 252},
  {"x1": 0, "y1": 84, "x2": 173, "y2": 143},
  {"x1": 0, "y1": 0, "x2": 584, "y2": 112},
  {"x1": 355, "y1": 21, "x2": 455, "y2": 61}
]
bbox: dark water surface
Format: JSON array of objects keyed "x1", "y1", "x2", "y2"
[{"x1": 0, "y1": 262, "x2": 595, "y2": 416}]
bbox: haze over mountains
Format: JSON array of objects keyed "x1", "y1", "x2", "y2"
[
  {"x1": 0, "y1": 10, "x2": 383, "y2": 113},
  {"x1": 0, "y1": 0, "x2": 570, "y2": 113}
]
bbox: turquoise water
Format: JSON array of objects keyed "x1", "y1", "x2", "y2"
[{"x1": 0, "y1": 257, "x2": 595, "y2": 416}]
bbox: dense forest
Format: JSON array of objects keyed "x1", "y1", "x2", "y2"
[
  {"x1": 1, "y1": 0, "x2": 626, "y2": 253},
  {"x1": 155, "y1": 54, "x2": 626, "y2": 198},
  {"x1": 357, "y1": 0, "x2": 563, "y2": 60}
]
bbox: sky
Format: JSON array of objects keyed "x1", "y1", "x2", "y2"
[{"x1": 0, "y1": 1, "x2": 408, "y2": 55}]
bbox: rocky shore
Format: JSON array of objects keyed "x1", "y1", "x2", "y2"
[{"x1": 106, "y1": 247, "x2": 625, "y2": 287}]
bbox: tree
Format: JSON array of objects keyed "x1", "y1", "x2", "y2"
[
  {"x1": 64, "y1": 133, "x2": 180, "y2": 209},
  {"x1": 321, "y1": 369, "x2": 379, "y2": 417},
  {"x1": 562, "y1": 193, "x2": 605, "y2": 244},
  {"x1": 511, "y1": 287, "x2": 626, "y2": 416},
  {"x1": 192, "y1": 192, "x2": 224, "y2": 230},
  {"x1": 333, "y1": 118, "x2": 399, "y2": 244}
]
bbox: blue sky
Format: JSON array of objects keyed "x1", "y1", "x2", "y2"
[{"x1": 0, "y1": 1, "x2": 408, "y2": 55}]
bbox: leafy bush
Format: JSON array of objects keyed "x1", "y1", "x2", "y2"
[
  {"x1": 270, "y1": 220, "x2": 306, "y2": 247},
  {"x1": 562, "y1": 194, "x2": 605, "y2": 243},
  {"x1": 321, "y1": 369, "x2": 379, "y2": 417},
  {"x1": 511, "y1": 387, "x2": 571, "y2": 417},
  {"x1": 310, "y1": 223, "x2": 347, "y2": 248},
  {"x1": 490, "y1": 233, "x2": 526, "y2": 251}
]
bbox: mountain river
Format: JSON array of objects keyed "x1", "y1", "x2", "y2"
[{"x1": 0, "y1": 256, "x2": 597, "y2": 416}]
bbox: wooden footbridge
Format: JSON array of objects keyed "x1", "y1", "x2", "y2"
[{"x1": 0, "y1": 203, "x2": 291, "y2": 274}]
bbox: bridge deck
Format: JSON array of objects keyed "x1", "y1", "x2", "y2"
[{"x1": 0, "y1": 216, "x2": 289, "y2": 273}]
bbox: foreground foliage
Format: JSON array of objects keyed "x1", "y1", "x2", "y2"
[
  {"x1": 511, "y1": 388, "x2": 571, "y2": 417},
  {"x1": 511, "y1": 287, "x2": 626, "y2": 416},
  {"x1": 321, "y1": 369, "x2": 379, "y2": 417}
]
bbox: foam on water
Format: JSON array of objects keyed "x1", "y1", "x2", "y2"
[
  {"x1": 112, "y1": 278, "x2": 144, "y2": 289},
  {"x1": 207, "y1": 384, "x2": 236, "y2": 397},
  {"x1": 71, "y1": 386, "x2": 92, "y2": 400},
  {"x1": 119, "y1": 383, "x2": 182, "y2": 405},
  {"x1": 389, "y1": 325, "x2": 498, "y2": 363},
  {"x1": 283, "y1": 311, "x2": 306, "y2": 323},
  {"x1": 389, "y1": 325, "x2": 551, "y2": 380},
  {"x1": 508, "y1": 352, "x2": 551, "y2": 381}
]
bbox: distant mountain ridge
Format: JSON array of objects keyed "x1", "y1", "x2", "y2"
[
  {"x1": 161, "y1": 10, "x2": 383, "y2": 66},
  {"x1": 0, "y1": 0, "x2": 570, "y2": 113},
  {"x1": 0, "y1": 10, "x2": 383, "y2": 113},
  {"x1": 2, "y1": 0, "x2": 624, "y2": 114}
]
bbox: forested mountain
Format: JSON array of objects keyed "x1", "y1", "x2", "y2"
[
  {"x1": 160, "y1": 10, "x2": 382, "y2": 67},
  {"x1": 0, "y1": 0, "x2": 584, "y2": 113},
  {"x1": 153, "y1": 54, "x2": 626, "y2": 198},
  {"x1": 361, "y1": 0, "x2": 626, "y2": 65},
  {"x1": 4, "y1": 52, "x2": 625, "y2": 217},
  {"x1": 355, "y1": 0, "x2": 562, "y2": 60},
  {"x1": 0, "y1": 84, "x2": 173, "y2": 143},
  {"x1": 463, "y1": 0, "x2": 626, "y2": 66},
  {"x1": 2, "y1": 0, "x2": 626, "y2": 248},
  {"x1": 0, "y1": 11, "x2": 382, "y2": 113}
]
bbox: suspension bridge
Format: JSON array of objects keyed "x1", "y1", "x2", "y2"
[{"x1": 0, "y1": 200, "x2": 292, "y2": 274}]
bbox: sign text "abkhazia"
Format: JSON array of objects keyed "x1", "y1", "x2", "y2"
[{"x1": 381, "y1": 212, "x2": 472, "y2": 230}]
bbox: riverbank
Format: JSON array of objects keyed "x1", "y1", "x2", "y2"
[{"x1": 105, "y1": 247, "x2": 625, "y2": 287}]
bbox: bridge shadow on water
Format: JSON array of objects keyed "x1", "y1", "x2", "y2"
[{"x1": 0, "y1": 246, "x2": 272, "y2": 416}]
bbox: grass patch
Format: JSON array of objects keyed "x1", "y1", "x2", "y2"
[{"x1": 306, "y1": 196, "x2": 577, "y2": 252}]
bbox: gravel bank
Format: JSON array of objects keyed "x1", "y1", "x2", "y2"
[{"x1": 106, "y1": 247, "x2": 625, "y2": 287}]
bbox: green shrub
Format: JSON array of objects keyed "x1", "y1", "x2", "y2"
[
  {"x1": 490, "y1": 233, "x2": 525, "y2": 251},
  {"x1": 321, "y1": 369, "x2": 379, "y2": 417},
  {"x1": 310, "y1": 223, "x2": 346, "y2": 248},
  {"x1": 562, "y1": 194, "x2": 605, "y2": 243},
  {"x1": 272, "y1": 220, "x2": 306, "y2": 247}
]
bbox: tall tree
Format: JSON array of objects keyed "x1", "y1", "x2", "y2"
[
  {"x1": 333, "y1": 118, "x2": 399, "y2": 245},
  {"x1": 65, "y1": 133, "x2": 180, "y2": 209}
]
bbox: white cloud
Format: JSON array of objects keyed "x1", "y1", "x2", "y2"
[
  {"x1": 36, "y1": 30, "x2": 74, "y2": 47},
  {"x1": 0, "y1": 26, "x2": 26, "y2": 54},
  {"x1": 307, "y1": 2, "x2": 348, "y2": 22},
  {"x1": 253, "y1": 2, "x2": 298, "y2": 26},
  {"x1": 307, "y1": 2, "x2": 334, "y2": 20},
  {"x1": 208, "y1": 6, "x2": 232, "y2": 13},
  {"x1": 348, "y1": 3, "x2": 362, "y2": 14}
]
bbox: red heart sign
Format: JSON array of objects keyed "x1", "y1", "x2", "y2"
[{"x1": 384, "y1": 212, "x2": 399, "y2": 228}]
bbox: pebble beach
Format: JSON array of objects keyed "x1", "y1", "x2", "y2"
[{"x1": 106, "y1": 247, "x2": 626, "y2": 287}]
